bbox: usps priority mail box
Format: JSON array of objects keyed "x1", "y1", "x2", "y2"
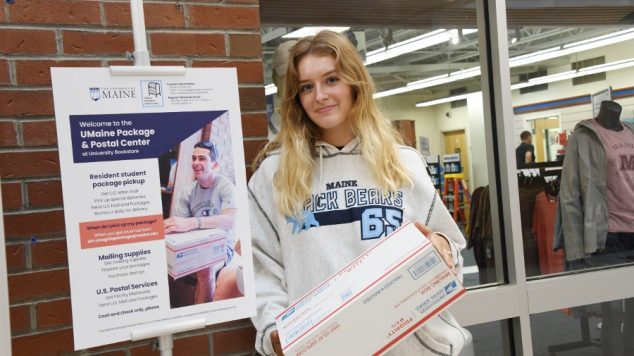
[
  {"x1": 165, "y1": 229, "x2": 226, "y2": 279},
  {"x1": 276, "y1": 222, "x2": 465, "y2": 356}
]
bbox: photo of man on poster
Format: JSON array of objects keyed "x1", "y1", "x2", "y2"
[{"x1": 164, "y1": 140, "x2": 239, "y2": 307}]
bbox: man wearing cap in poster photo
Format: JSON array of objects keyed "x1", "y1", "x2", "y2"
[{"x1": 164, "y1": 140, "x2": 237, "y2": 306}]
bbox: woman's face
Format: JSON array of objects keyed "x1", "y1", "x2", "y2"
[{"x1": 297, "y1": 54, "x2": 354, "y2": 146}]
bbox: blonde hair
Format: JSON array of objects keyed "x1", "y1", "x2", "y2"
[{"x1": 254, "y1": 30, "x2": 412, "y2": 217}]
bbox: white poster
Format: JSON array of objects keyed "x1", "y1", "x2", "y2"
[{"x1": 51, "y1": 68, "x2": 255, "y2": 350}]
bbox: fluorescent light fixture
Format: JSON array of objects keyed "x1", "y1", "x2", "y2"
[
  {"x1": 265, "y1": 84, "x2": 277, "y2": 96},
  {"x1": 365, "y1": 29, "x2": 449, "y2": 65},
  {"x1": 512, "y1": 57, "x2": 634, "y2": 90},
  {"x1": 415, "y1": 57, "x2": 634, "y2": 107},
  {"x1": 509, "y1": 28, "x2": 634, "y2": 68},
  {"x1": 375, "y1": 28, "x2": 634, "y2": 99},
  {"x1": 282, "y1": 26, "x2": 350, "y2": 38},
  {"x1": 415, "y1": 93, "x2": 472, "y2": 107}
]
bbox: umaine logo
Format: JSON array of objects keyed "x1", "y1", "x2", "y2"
[{"x1": 89, "y1": 87, "x2": 100, "y2": 101}]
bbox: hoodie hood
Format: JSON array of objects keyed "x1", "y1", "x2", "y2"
[{"x1": 313, "y1": 136, "x2": 361, "y2": 157}]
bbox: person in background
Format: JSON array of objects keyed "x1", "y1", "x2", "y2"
[
  {"x1": 249, "y1": 30, "x2": 473, "y2": 356},
  {"x1": 516, "y1": 130, "x2": 536, "y2": 167}
]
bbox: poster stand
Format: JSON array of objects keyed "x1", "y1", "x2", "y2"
[
  {"x1": 0, "y1": 185, "x2": 12, "y2": 355},
  {"x1": 131, "y1": 318, "x2": 206, "y2": 356},
  {"x1": 110, "y1": 0, "x2": 198, "y2": 354}
]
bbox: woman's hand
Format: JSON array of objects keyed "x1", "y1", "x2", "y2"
[
  {"x1": 414, "y1": 222, "x2": 456, "y2": 274},
  {"x1": 271, "y1": 330, "x2": 283, "y2": 356}
]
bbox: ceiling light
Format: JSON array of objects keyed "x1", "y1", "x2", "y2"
[
  {"x1": 511, "y1": 37, "x2": 518, "y2": 44},
  {"x1": 375, "y1": 29, "x2": 634, "y2": 99},
  {"x1": 415, "y1": 93, "x2": 471, "y2": 107},
  {"x1": 365, "y1": 29, "x2": 449, "y2": 65},
  {"x1": 282, "y1": 26, "x2": 350, "y2": 39},
  {"x1": 510, "y1": 28, "x2": 634, "y2": 67},
  {"x1": 415, "y1": 56, "x2": 634, "y2": 107}
]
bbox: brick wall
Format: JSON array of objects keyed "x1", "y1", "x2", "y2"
[{"x1": 1, "y1": 1, "x2": 268, "y2": 355}]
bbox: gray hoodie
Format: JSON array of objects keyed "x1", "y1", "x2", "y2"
[
  {"x1": 248, "y1": 137, "x2": 473, "y2": 355},
  {"x1": 559, "y1": 119, "x2": 634, "y2": 261}
]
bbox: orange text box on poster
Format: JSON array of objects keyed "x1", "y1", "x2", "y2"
[{"x1": 79, "y1": 215, "x2": 164, "y2": 249}]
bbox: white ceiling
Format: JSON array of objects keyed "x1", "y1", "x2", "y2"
[{"x1": 259, "y1": 1, "x2": 634, "y2": 101}]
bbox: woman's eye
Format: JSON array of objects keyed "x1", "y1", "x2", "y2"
[
  {"x1": 326, "y1": 76, "x2": 339, "y2": 84},
  {"x1": 300, "y1": 84, "x2": 313, "y2": 93}
]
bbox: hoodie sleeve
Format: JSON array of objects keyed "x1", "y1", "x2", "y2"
[
  {"x1": 248, "y1": 185, "x2": 289, "y2": 356},
  {"x1": 559, "y1": 131, "x2": 585, "y2": 261},
  {"x1": 428, "y1": 193, "x2": 467, "y2": 283},
  {"x1": 416, "y1": 149, "x2": 466, "y2": 280}
]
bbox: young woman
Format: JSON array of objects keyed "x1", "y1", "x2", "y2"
[{"x1": 249, "y1": 30, "x2": 473, "y2": 356}]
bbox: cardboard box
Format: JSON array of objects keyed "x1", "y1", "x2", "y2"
[
  {"x1": 165, "y1": 229, "x2": 226, "y2": 279},
  {"x1": 276, "y1": 222, "x2": 465, "y2": 356}
]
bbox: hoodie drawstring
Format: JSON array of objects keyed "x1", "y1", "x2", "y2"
[{"x1": 319, "y1": 146, "x2": 324, "y2": 192}]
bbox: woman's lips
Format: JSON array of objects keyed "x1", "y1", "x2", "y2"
[{"x1": 316, "y1": 105, "x2": 335, "y2": 114}]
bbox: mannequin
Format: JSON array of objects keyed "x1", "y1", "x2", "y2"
[
  {"x1": 560, "y1": 99, "x2": 634, "y2": 355},
  {"x1": 595, "y1": 100, "x2": 623, "y2": 131},
  {"x1": 267, "y1": 40, "x2": 297, "y2": 140}
]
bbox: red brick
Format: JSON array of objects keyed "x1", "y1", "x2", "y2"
[
  {"x1": 243, "y1": 139, "x2": 267, "y2": 163},
  {"x1": 92, "y1": 351, "x2": 127, "y2": 356},
  {"x1": 10, "y1": 305, "x2": 31, "y2": 334},
  {"x1": 0, "y1": 90, "x2": 54, "y2": 117},
  {"x1": 36, "y1": 298, "x2": 72, "y2": 329},
  {"x1": 12, "y1": 328, "x2": 74, "y2": 356},
  {"x1": 239, "y1": 87, "x2": 266, "y2": 111},
  {"x1": 0, "y1": 121, "x2": 18, "y2": 146},
  {"x1": 27, "y1": 180, "x2": 63, "y2": 208},
  {"x1": 150, "y1": 33, "x2": 225, "y2": 56},
  {"x1": 173, "y1": 334, "x2": 209, "y2": 354},
  {"x1": 3, "y1": 210, "x2": 65, "y2": 238},
  {"x1": 0, "y1": 59, "x2": 9, "y2": 84},
  {"x1": 8, "y1": 269, "x2": 70, "y2": 303},
  {"x1": 212, "y1": 325, "x2": 256, "y2": 354},
  {"x1": 241, "y1": 113, "x2": 268, "y2": 137},
  {"x1": 30, "y1": 238, "x2": 67, "y2": 268},
  {"x1": 31, "y1": 239, "x2": 68, "y2": 268},
  {"x1": 190, "y1": 6, "x2": 259, "y2": 29},
  {"x1": 130, "y1": 343, "x2": 158, "y2": 356},
  {"x1": 107, "y1": 60, "x2": 133, "y2": 67},
  {"x1": 229, "y1": 34, "x2": 262, "y2": 57},
  {"x1": 0, "y1": 151, "x2": 60, "y2": 178},
  {"x1": 1, "y1": 182, "x2": 22, "y2": 210},
  {"x1": 6, "y1": 244, "x2": 26, "y2": 270},
  {"x1": 63, "y1": 31, "x2": 134, "y2": 55},
  {"x1": 22, "y1": 120, "x2": 57, "y2": 147},
  {"x1": 105, "y1": 2, "x2": 185, "y2": 28},
  {"x1": 15, "y1": 60, "x2": 101, "y2": 85},
  {"x1": 9, "y1": 0, "x2": 100, "y2": 25},
  {"x1": 150, "y1": 60, "x2": 188, "y2": 67},
  {"x1": 0, "y1": 29, "x2": 57, "y2": 55},
  {"x1": 88, "y1": 340, "x2": 135, "y2": 354},
  {"x1": 193, "y1": 60, "x2": 263, "y2": 84}
]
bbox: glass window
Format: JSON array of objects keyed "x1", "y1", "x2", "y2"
[
  {"x1": 260, "y1": 0, "x2": 499, "y2": 288},
  {"x1": 531, "y1": 298, "x2": 634, "y2": 356},
  {"x1": 505, "y1": 0, "x2": 634, "y2": 278},
  {"x1": 466, "y1": 320, "x2": 509, "y2": 355}
]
